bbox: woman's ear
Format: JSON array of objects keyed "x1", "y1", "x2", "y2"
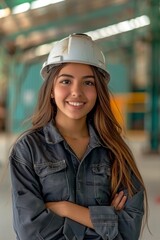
[{"x1": 51, "y1": 93, "x2": 54, "y2": 98}]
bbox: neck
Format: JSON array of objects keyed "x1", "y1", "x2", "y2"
[{"x1": 55, "y1": 117, "x2": 88, "y2": 139}]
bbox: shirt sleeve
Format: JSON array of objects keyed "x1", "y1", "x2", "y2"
[
  {"x1": 9, "y1": 147, "x2": 65, "y2": 240},
  {"x1": 63, "y1": 218, "x2": 86, "y2": 240},
  {"x1": 89, "y1": 188, "x2": 144, "y2": 240}
]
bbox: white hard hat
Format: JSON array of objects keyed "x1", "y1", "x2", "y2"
[{"x1": 40, "y1": 33, "x2": 109, "y2": 80}]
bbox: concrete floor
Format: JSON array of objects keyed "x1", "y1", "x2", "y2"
[{"x1": 0, "y1": 133, "x2": 160, "y2": 240}]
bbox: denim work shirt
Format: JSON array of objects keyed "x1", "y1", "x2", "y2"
[{"x1": 9, "y1": 121, "x2": 144, "y2": 240}]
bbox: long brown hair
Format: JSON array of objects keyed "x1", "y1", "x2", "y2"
[
  {"x1": 91, "y1": 66, "x2": 148, "y2": 231},
  {"x1": 91, "y1": 67, "x2": 145, "y2": 195},
  {"x1": 31, "y1": 63, "x2": 148, "y2": 224}
]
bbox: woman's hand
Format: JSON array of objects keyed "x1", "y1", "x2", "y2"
[{"x1": 111, "y1": 191, "x2": 127, "y2": 211}]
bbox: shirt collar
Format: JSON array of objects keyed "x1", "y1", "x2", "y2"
[
  {"x1": 43, "y1": 120, "x2": 104, "y2": 148},
  {"x1": 43, "y1": 120, "x2": 64, "y2": 144},
  {"x1": 88, "y1": 122, "x2": 104, "y2": 148}
]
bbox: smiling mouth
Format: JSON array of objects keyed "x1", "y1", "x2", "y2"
[{"x1": 67, "y1": 101, "x2": 85, "y2": 106}]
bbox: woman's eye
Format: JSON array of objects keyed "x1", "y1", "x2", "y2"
[
  {"x1": 60, "y1": 79, "x2": 71, "y2": 84},
  {"x1": 84, "y1": 81, "x2": 95, "y2": 86}
]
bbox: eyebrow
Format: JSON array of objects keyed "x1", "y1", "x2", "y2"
[{"x1": 57, "y1": 74, "x2": 95, "y2": 79}]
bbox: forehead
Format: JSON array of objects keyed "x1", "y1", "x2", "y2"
[{"x1": 58, "y1": 63, "x2": 94, "y2": 75}]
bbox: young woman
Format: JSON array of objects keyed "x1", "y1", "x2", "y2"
[{"x1": 10, "y1": 33, "x2": 147, "y2": 240}]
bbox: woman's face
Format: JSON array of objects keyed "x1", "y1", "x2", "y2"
[{"x1": 52, "y1": 63, "x2": 97, "y2": 122}]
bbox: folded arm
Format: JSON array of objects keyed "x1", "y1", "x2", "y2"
[
  {"x1": 46, "y1": 190, "x2": 144, "y2": 240},
  {"x1": 45, "y1": 191, "x2": 127, "y2": 228}
]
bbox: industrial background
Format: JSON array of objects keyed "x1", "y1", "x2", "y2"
[{"x1": 0, "y1": 0, "x2": 159, "y2": 239}]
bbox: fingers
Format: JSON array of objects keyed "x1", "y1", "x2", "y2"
[{"x1": 111, "y1": 191, "x2": 127, "y2": 211}]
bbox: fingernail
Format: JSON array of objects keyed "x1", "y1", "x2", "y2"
[{"x1": 119, "y1": 191, "x2": 124, "y2": 195}]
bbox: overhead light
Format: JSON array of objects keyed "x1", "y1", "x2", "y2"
[
  {"x1": 11, "y1": 0, "x2": 65, "y2": 14},
  {"x1": 31, "y1": 0, "x2": 65, "y2": 10},
  {"x1": 0, "y1": 8, "x2": 10, "y2": 18},
  {"x1": 12, "y1": 3, "x2": 30, "y2": 14},
  {"x1": 86, "y1": 15, "x2": 150, "y2": 40}
]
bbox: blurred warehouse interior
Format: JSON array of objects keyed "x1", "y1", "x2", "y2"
[{"x1": 0, "y1": 0, "x2": 160, "y2": 152}]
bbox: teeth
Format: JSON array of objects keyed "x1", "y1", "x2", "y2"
[{"x1": 68, "y1": 102, "x2": 84, "y2": 106}]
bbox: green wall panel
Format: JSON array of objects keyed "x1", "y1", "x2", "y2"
[
  {"x1": 8, "y1": 61, "x2": 43, "y2": 133},
  {"x1": 108, "y1": 63, "x2": 129, "y2": 93}
]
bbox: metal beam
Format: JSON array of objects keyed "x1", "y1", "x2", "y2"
[{"x1": 1, "y1": 1, "x2": 140, "y2": 42}]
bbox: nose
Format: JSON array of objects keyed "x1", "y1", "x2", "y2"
[{"x1": 71, "y1": 82, "x2": 83, "y2": 97}]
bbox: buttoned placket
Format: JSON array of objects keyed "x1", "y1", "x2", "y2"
[{"x1": 63, "y1": 139, "x2": 102, "y2": 206}]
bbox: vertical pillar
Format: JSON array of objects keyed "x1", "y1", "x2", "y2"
[{"x1": 149, "y1": 0, "x2": 160, "y2": 152}]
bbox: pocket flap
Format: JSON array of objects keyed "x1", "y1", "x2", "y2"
[
  {"x1": 34, "y1": 160, "x2": 67, "y2": 177},
  {"x1": 92, "y1": 164, "x2": 111, "y2": 176}
]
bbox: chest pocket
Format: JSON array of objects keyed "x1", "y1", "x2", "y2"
[
  {"x1": 92, "y1": 164, "x2": 111, "y2": 205},
  {"x1": 34, "y1": 160, "x2": 69, "y2": 201}
]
